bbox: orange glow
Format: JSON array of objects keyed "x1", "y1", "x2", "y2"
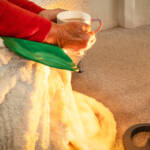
[
  {"x1": 49, "y1": 69, "x2": 116, "y2": 150},
  {"x1": 44, "y1": 0, "x2": 87, "y2": 11}
]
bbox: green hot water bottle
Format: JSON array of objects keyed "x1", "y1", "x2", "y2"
[{"x1": 2, "y1": 37, "x2": 78, "y2": 72}]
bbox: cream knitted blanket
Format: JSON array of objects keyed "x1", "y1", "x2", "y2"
[{"x1": 0, "y1": 37, "x2": 116, "y2": 150}]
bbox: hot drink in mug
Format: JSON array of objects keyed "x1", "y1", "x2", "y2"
[{"x1": 57, "y1": 11, "x2": 102, "y2": 66}]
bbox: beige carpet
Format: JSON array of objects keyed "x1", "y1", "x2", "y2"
[{"x1": 72, "y1": 25, "x2": 150, "y2": 149}]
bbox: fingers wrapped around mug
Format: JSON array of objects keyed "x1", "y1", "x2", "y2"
[{"x1": 45, "y1": 22, "x2": 96, "y2": 52}]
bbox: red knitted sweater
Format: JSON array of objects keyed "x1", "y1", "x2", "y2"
[{"x1": 0, "y1": 0, "x2": 51, "y2": 42}]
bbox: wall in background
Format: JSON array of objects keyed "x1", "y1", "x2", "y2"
[
  {"x1": 118, "y1": 0, "x2": 135, "y2": 28},
  {"x1": 32, "y1": 0, "x2": 150, "y2": 29},
  {"x1": 32, "y1": 0, "x2": 119, "y2": 30},
  {"x1": 119, "y1": 0, "x2": 150, "y2": 28},
  {"x1": 87, "y1": 0, "x2": 119, "y2": 30},
  {"x1": 134, "y1": 0, "x2": 150, "y2": 27}
]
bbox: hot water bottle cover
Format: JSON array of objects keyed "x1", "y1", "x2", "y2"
[{"x1": 2, "y1": 37, "x2": 78, "y2": 72}]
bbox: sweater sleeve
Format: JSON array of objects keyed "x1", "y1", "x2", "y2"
[
  {"x1": 0, "y1": 0, "x2": 51, "y2": 42},
  {"x1": 8, "y1": 0, "x2": 44, "y2": 13}
]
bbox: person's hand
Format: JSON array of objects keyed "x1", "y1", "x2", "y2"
[
  {"x1": 44, "y1": 22, "x2": 96, "y2": 52},
  {"x1": 39, "y1": 8, "x2": 66, "y2": 22}
]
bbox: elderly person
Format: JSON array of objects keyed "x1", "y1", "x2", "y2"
[{"x1": 0, "y1": 0, "x2": 95, "y2": 51}]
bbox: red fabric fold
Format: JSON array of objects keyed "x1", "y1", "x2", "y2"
[{"x1": 0, "y1": 0, "x2": 51, "y2": 42}]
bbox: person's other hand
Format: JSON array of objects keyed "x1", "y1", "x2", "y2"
[
  {"x1": 39, "y1": 8, "x2": 66, "y2": 22},
  {"x1": 45, "y1": 22, "x2": 96, "y2": 52}
]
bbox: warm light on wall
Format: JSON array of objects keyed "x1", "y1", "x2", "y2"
[{"x1": 43, "y1": 0, "x2": 88, "y2": 11}]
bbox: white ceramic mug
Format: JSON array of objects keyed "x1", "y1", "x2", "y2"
[
  {"x1": 57, "y1": 11, "x2": 102, "y2": 66},
  {"x1": 57, "y1": 10, "x2": 102, "y2": 34}
]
